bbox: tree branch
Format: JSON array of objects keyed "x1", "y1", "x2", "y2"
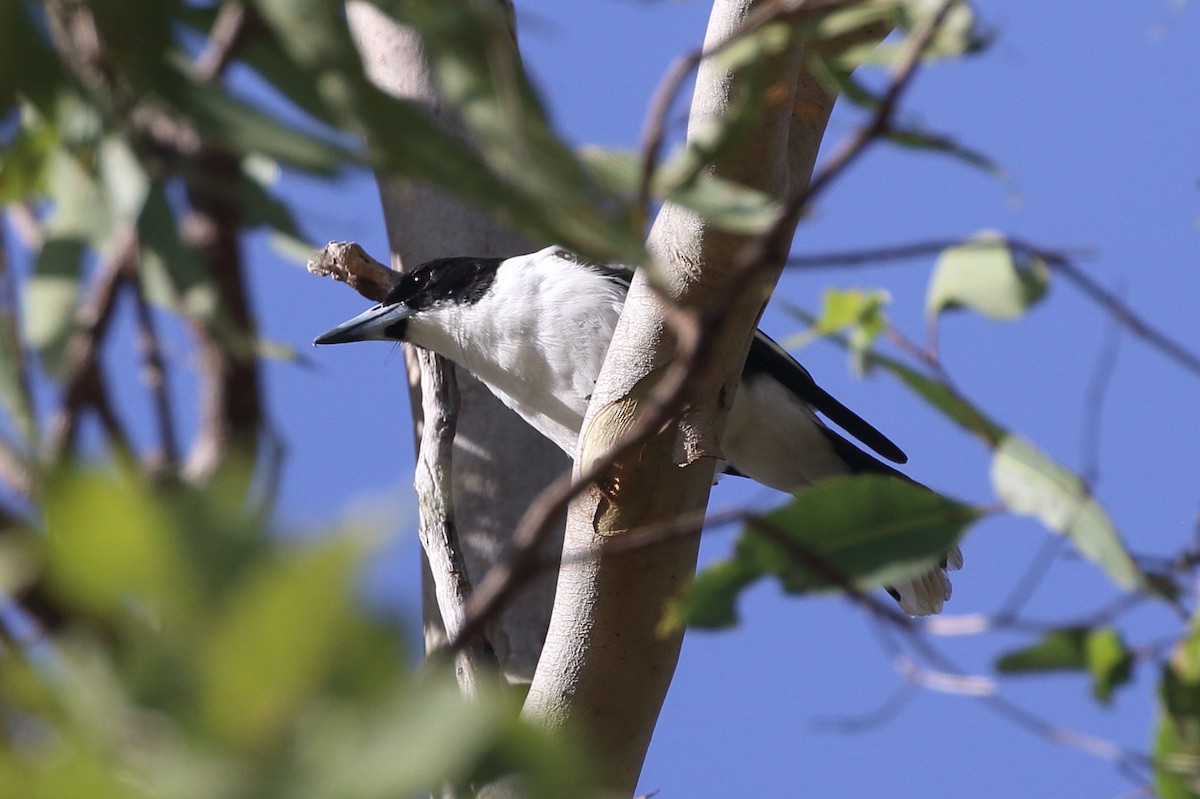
[
  {"x1": 307, "y1": 241, "x2": 497, "y2": 690},
  {"x1": 129, "y1": 269, "x2": 180, "y2": 474},
  {"x1": 43, "y1": 228, "x2": 136, "y2": 463},
  {"x1": 345, "y1": 0, "x2": 569, "y2": 683}
]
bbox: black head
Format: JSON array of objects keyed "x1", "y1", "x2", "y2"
[
  {"x1": 382, "y1": 256, "x2": 503, "y2": 310},
  {"x1": 314, "y1": 256, "x2": 503, "y2": 346}
]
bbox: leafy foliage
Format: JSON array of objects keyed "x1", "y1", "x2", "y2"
[
  {"x1": 673, "y1": 476, "x2": 977, "y2": 629},
  {"x1": 0, "y1": 470, "x2": 598, "y2": 798}
]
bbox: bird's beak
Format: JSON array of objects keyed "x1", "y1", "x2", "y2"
[{"x1": 313, "y1": 302, "x2": 411, "y2": 345}]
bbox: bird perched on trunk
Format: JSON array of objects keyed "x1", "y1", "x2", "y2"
[{"x1": 315, "y1": 245, "x2": 962, "y2": 614}]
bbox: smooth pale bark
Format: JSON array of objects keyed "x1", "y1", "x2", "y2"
[
  {"x1": 345, "y1": 2, "x2": 567, "y2": 682},
  {"x1": 520, "y1": 2, "x2": 841, "y2": 793}
]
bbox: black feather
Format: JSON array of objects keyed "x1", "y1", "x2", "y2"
[{"x1": 744, "y1": 332, "x2": 908, "y2": 464}]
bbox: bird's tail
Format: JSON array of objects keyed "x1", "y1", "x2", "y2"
[{"x1": 888, "y1": 545, "x2": 965, "y2": 616}]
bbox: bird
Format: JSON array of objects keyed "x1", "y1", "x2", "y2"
[{"x1": 315, "y1": 245, "x2": 962, "y2": 614}]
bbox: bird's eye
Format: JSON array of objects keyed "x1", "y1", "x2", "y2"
[{"x1": 411, "y1": 270, "x2": 431, "y2": 289}]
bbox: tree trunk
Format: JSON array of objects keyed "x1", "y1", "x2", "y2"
[
  {"x1": 345, "y1": 1, "x2": 568, "y2": 682},
  {"x1": 521, "y1": 1, "x2": 840, "y2": 792}
]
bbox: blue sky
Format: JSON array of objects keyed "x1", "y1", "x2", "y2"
[{"x1": 242, "y1": 2, "x2": 1199, "y2": 796}]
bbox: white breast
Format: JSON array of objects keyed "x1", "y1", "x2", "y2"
[{"x1": 405, "y1": 248, "x2": 626, "y2": 455}]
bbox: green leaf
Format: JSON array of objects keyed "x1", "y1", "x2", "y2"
[
  {"x1": 788, "y1": 304, "x2": 1009, "y2": 447},
  {"x1": 43, "y1": 147, "x2": 112, "y2": 244},
  {"x1": 868, "y1": 352, "x2": 1008, "y2": 446},
  {"x1": 888, "y1": 128, "x2": 1007, "y2": 181},
  {"x1": 996, "y1": 627, "x2": 1090, "y2": 673},
  {"x1": 199, "y1": 535, "x2": 365, "y2": 749},
  {"x1": 292, "y1": 674, "x2": 510, "y2": 799},
  {"x1": 0, "y1": 119, "x2": 57, "y2": 203},
  {"x1": 179, "y1": 81, "x2": 354, "y2": 175},
  {"x1": 385, "y1": 0, "x2": 646, "y2": 265},
  {"x1": 42, "y1": 471, "x2": 200, "y2": 626},
  {"x1": 581, "y1": 146, "x2": 780, "y2": 235},
  {"x1": 926, "y1": 232, "x2": 1049, "y2": 321},
  {"x1": 1157, "y1": 623, "x2": 1200, "y2": 798},
  {"x1": 1086, "y1": 627, "x2": 1134, "y2": 704},
  {"x1": 677, "y1": 476, "x2": 977, "y2": 629},
  {"x1": 137, "y1": 183, "x2": 218, "y2": 321},
  {"x1": 712, "y1": 20, "x2": 796, "y2": 74},
  {"x1": 991, "y1": 435, "x2": 1141, "y2": 591},
  {"x1": 97, "y1": 135, "x2": 150, "y2": 224},
  {"x1": 811, "y1": 288, "x2": 890, "y2": 375},
  {"x1": 0, "y1": 264, "x2": 36, "y2": 443},
  {"x1": 0, "y1": 3, "x2": 65, "y2": 114},
  {"x1": 665, "y1": 559, "x2": 759, "y2": 630},
  {"x1": 24, "y1": 236, "x2": 85, "y2": 377},
  {"x1": 996, "y1": 627, "x2": 1133, "y2": 704}
]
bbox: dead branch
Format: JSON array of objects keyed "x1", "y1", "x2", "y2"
[{"x1": 306, "y1": 241, "x2": 402, "y2": 302}]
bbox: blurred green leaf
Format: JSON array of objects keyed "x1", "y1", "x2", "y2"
[
  {"x1": 664, "y1": 559, "x2": 758, "y2": 631},
  {"x1": 926, "y1": 232, "x2": 1049, "y2": 321},
  {"x1": 199, "y1": 534, "x2": 365, "y2": 749},
  {"x1": 888, "y1": 128, "x2": 1007, "y2": 182},
  {"x1": 43, "y1": 471, "x2": 200, "y2": 627},
  {"x1": 869, "y1": 352, "x2": 1008, "y2": 446},
  {"x1": 0, "y1": 120, "x2": 57, "y2": 203},
  {"x1": 813, "y1": 288, "x2": 889, "y2": 375},
  {"x1": 137, "y1": 182, "x2": 218, "y2": 322},
  {"x1": 180, "y1": 82, "x2": 353, "y2": 175},
  {"x1": 996, "y1": 626, "x2": 1133, "y2": 704},
  {"x1": 1086, "y1": 627, "x2": 1133, "y2": 704},
  {"x1": 1157, "y1": 621, "x2": 1200, "y2": 798},
  {"x1": 43, "y1": 148, "x2": 111, "y2": 244},
  {"x1": 991, "y1": 435, "x2": 1141, "y2": 591},
  {"x1": 846, "y1": 1, "x2": 985, "y2": 67},
  {"x1": 97, "y1": 136, "x2": 149, "y2": 224},
  {"x1": 712, "y1": 19, "x2": 796, "y2": 74},
  {"x1": 0, "y1": 3, "x2": 65, "y2": 115},
  {"x1": 0, "y1": 272, "x2": 37, "y2": 443},
  {"x1": 996, "y1": 627, "x2": 1090, "y2": 673},
  {"x1": 292, "y1": 675, "x2": 508, "y2": 799},
  {"x1": 23, "y1": 236, "x2": 85, "y2": 378},
  {"x1": 789, "y1": 303, "x2": 1010, "y2": 446},
  {"x1": 581, "y1": 147, "x2": 780, "y2": 235},
  {"x1": 387, "y1": 0, "x2": 646, "y2": 265},
  {"x1": 676, "y1": 476, "x2": 977, "y2": 629}
]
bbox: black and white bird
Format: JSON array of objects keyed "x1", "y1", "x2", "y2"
[{"x1": 315, "y1": 245, "x2": 962, "y2": 614}]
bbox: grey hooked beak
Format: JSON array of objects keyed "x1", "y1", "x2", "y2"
[{"x1": 313, "y1": 302, "x2": 412, "y2": 345}]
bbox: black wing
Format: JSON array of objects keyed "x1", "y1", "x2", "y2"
[
  {"x1": 581, "y1": 257, "x2": 906, "y2": 466},
  {"x1": 744, "y1": 331, "x2": 908, "y2": 465}
]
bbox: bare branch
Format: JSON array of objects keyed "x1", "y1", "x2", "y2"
[
  {"x1": 129, "y1": 272, "x2": 181, "y2": 474},
  {"x1": 43, "y1": 228, "x2": 137, "y2": 463},
  {"x1": 1079, "y1": 316, "x2": 1122, "y2": 488},
  {"x1": 306, "y1": 241, "x2": 402, "y2": 302},
  {"x1": 415, "y1": 348, "x2": 499, "y2": 693},
  {"x1": 1050, "y1": 255, "x2": 1200, "y2": 378},
  {"x1": 194, "y1": 1, "x2": 254, "y2": 83},
  {"x1": 0, "y1": 440, "x2": 34, "y2": 498}
]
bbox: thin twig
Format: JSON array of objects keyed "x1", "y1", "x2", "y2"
[
  {"x1": 0, "y1": 440, "x2": 34, "y2": 497},
  {"x1": 637, "y1": 0, "x2": 866, "y2": 212},
  {"x1": 992, "y1": 535, "x2": 1066, "y2": 624},
  {"x1": 784, "y1": 237, "x2": 1091, "y2": 270},
  {"x1": 741, "y1": 0, "x2": 960, "y2": 272},
  {"x1": 194, "y1": 1, "x2": 252, "y2": 83},
  {"x1": 1080, "y1": 314, "x2": 1122, "y2": 489},
  {"x1": 43, "y1": 228, "x2": 137, "y2": 463},
  {"x1": 413, "y1": 344, "x2": 499, "y2": 690},
  {"x1": 129, "y1": 269, "x2": 181, "y2": 473},
  {"x1": 1051, "y1": 256, "x2": 1200, "y2": 379},
  {"x1": 875, "y1": 617, "x2": 1152, "y2": 781}
]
